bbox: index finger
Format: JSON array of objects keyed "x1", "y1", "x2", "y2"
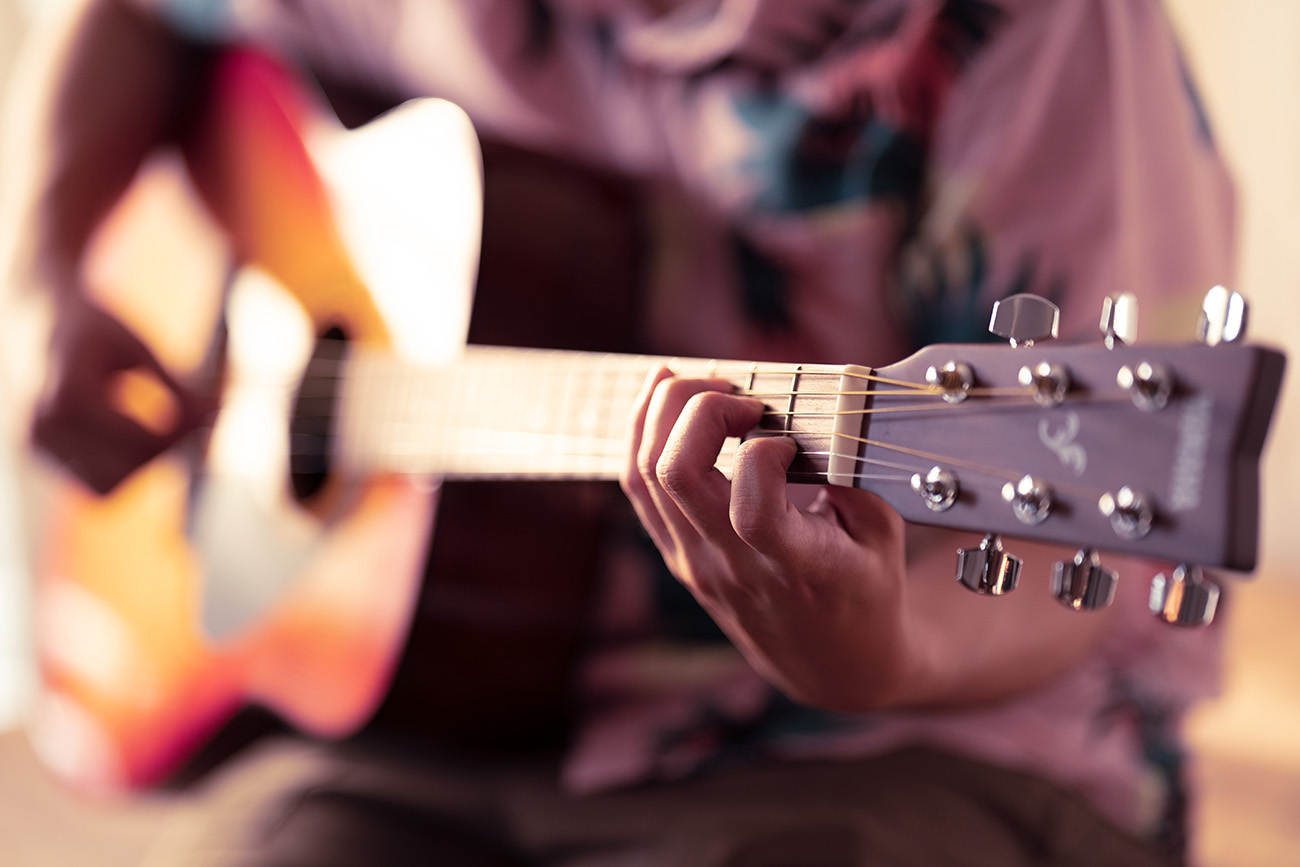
[{"x1": 657, "y1": 388, "x2": 766, "y2": 541}]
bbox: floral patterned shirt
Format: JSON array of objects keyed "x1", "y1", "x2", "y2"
[{"x1": 139, "y1": 0, "x2": 1236, "y2": 850}]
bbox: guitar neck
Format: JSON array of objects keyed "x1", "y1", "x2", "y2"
[{"x1": 335, "y1": 345, "x2": 872, "y2": 485}]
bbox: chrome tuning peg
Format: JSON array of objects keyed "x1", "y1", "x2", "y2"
[
  {"x1": 1099, "y1": 292, "x2": 1137, "y2": 349},
  {"x1": 989, "y1": 294, "x2": 1060, "y2": 348},
  {"x1": 956, "y1": 534, "x2": 1021, "y2": 596},
  {"x1": 1051, "y1": 549, "x2": 1117, "y2": 611},
  {"x1": 1196, "y1": 285, "x2": 1248, "y2": 346},
  {"x1": 1149, "y1": 564, "x2": 1220, "y2": 627}
]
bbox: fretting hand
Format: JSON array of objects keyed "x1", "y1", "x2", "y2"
[
  {"x1": 621, "y1": 367, "x2": 916, "y2": 711},
  {"x1": 621, "y1": 366, "x2": 1139, "y2": 713}
]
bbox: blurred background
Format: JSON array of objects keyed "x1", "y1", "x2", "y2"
[
  {"x1": 0, "y1": 0, "x2": 32, "y2": 737},
  {"x1": 0, "y1": 1, "x2": 1298, "y2": 865}
]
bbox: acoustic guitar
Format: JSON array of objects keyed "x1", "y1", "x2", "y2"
[{"x1": 23, "y1": 50, "x2": 1285, "y2": 793}]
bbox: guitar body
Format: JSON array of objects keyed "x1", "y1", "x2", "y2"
[{"x1": 31, "y1": 51, "x2": 479, "y2": 791}]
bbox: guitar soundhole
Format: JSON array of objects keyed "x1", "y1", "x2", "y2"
[{"x1": 290, "y1": 326, "x2": 347, "y2": 501}]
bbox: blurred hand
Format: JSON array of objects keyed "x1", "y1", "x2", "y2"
[
  {"x1": 31, "y1": 293, "x2": 213, "y2": 495},
  {"x1": 621, "y1": 368, "x2": 912, "y2": 711}
]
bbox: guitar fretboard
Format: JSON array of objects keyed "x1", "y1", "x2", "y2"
[{"x1": 334, "y1": 346, "x2": 873, "y2": 484}]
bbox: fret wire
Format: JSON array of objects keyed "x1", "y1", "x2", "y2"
[
  {"x1": 602, "y1": 360, "x2": 618, "y2": 454},
  {"x1": 553, "y1": 354, "x2": 571, "y2": 471},
  {"x1": 609, "y1": 358, "x2": 637, "y2": 454},
  {"x1": 576, "y1": 354, "x2": 592, "y2": 448},
  {"x1": 557, "y1": 353, "x2": 574, "y2": 473},
  {"x1": 570, "y1": 353, "x2": 588, "y2": 471},
  {"x1": 783, "y1": 367, "x2": 799, "y2": 434}
]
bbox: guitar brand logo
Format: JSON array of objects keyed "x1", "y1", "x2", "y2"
[
  {"x1": 1038, "y1": 412, "x2": 1086, "y2": 476},
  {"x1": 1170, "y1": 394, "x2": 1214, "y2": 512}
]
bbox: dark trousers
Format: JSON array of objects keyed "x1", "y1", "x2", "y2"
[{"x1": 143, "y1": 736, "x2": 1176, "y2": 866}]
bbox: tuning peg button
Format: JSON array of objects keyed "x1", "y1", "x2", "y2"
[
  {"x1": 1197, "y1": 285, "x2": 1248, "y2": 346},
  {"x1": 1150, "y1": 564, "x2": 1220, "y2": 627},
  {"x1": 989, "y1": 294, "x2": 1060, "y2": 348},
  {"x1": 956, "y1": 534, "x2": 1021, "y2": 596},
  {"x1": 1052, "y1": 549, "x2": 1117, "y2": 611},
  {"x1": 1100, "y1": 292, "x2": 1138, "y2": 349}
]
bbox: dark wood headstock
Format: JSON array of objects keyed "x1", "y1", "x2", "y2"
[{"x1": 844, "y1": 340, "x2": 1285, "y2": 571}]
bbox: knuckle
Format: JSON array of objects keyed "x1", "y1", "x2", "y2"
[
  {"x1": 655, "y1": 451, "x2": 690, "y2": 497},
  {"x1": 659, "y1": 375, "x2": 697, "y2": 404},
  {"x1": 684, "y1": 570, "x2": 723, "y2": 606},
  {"x1": 684, "y1": 388, "x2": 730, "y2": 419}
]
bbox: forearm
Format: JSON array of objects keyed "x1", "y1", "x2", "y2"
[{"x1": 11, "y1": 0, "x2": 205, "y2": 292}]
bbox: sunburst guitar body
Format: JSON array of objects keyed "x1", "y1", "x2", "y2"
[{"x1": 30, "y1": 50, "x2": 480, "y2": 791}]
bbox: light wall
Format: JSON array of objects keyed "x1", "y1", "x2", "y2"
[
  {"x1": 1166, "y1": 0, "x2": 1300, "y2": 581},
  {"x1": 0, "y1": 0, "x2": 33, "y2": 731}
]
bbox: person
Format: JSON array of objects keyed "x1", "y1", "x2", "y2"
[{"x1": 1, "y1": 0, "x2": 1237, "y2": 864}]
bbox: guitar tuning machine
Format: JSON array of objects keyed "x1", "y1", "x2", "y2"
[
  {"x1": 1002, "y1": 474, "x2": 1052, "y2": 525},
  {"x1": 925, "y1": 361, "x2": 974, "y2": 403},
  {"x1": 911, "y1": 465, "x2": 959, "y2": 512},
  {"x1": 1098, "y1": 486, "x2": 1154, "y2": 540},
  {"x1": 1197, "y1": 285, "x2": 1248, "y2": 346},
  {"x1": 1150, "y1": 564, "x2": 1220, "y2": 627},
  {"x1": 1051, "y1": 549, "x2": 1117, "y2": 611},
  {"x1": 1117, "y1": 360, "x2": 1173, "y2": 412},
  {"x1": 956, "y1": 534, "x2": 1021, "y2": 596},
  {"x1": 1018, "y1": 361, "x2": 1070, "y2": 407},
  {"x1": 989, "y1": 294, "x2": 1060, "y2": 348},
  {"x1": 1100, "y1": 292, "x2": 1138, "y2": 349}
]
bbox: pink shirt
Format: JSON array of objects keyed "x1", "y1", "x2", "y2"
[{"x1": 139, "y1": 0, "x2": 1236, "y2": 845}]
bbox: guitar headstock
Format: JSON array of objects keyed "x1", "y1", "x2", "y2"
[{"x1": 844, "y1": 292, "x2": 1285, "y2": 591}]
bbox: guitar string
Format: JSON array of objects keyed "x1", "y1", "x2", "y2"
[
  {"x1": 300, "y1": 410, "x2": 1105, "y2": 503},
  {"x1": 331, "y1": 428, "x2": 1101, "y2": 505},
  {"x1": 231, "y1": 360, "x2": 951, "y2": 394},
  {"x1": 277, "y1": 368, "x2": 1049, "y2": 412},
  {"x1": 223, "y1": 359, "x2": 1127, "y2": 502}
]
